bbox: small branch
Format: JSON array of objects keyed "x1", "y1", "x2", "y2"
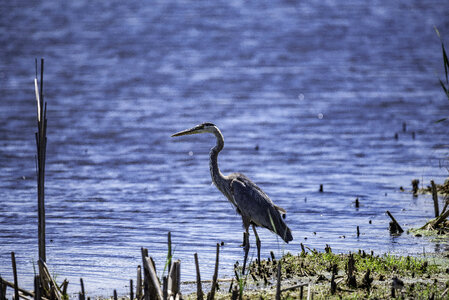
[{"x1": 281, "y1": 282, "x2": 308, "y2": 293}]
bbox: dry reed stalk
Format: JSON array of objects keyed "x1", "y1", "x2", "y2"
[{"x1": 35, "y1": 58, "x2": 47, "y2": 265}]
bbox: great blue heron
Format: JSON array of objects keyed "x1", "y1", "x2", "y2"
[{"x1": 172, "y1": 123, "x2": 293, "y2": 273}]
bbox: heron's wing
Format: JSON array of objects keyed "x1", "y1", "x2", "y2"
[
  {"x1": 230, "y1": 177, "x2": 293, "y2": 243},
  {"x1": 274, "y1": 204, "x2": 286, "y2": 215}
]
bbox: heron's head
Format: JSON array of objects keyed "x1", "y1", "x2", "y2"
[{"x1": 171, "y1": 122, "x2": 218, "y2": 137}]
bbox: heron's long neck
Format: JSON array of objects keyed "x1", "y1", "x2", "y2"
[{"x1": 209, "y1": 129, "x2": 226, "y2": 191}]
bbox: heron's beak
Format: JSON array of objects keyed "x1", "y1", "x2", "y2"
[{"x1": 171, "y1": 125, "x2": 203, "y2": 137}]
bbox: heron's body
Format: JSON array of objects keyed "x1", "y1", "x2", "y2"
[{"x1": 172, "y1": 123, "x2": 293, "y2": 272}]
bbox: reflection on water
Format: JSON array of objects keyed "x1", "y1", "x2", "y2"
[{"x1": 0, "y1": 0, "x2": 448, "y2": 296}]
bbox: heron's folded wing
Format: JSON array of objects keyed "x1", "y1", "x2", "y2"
[{"x1": 230, "y1": 179, "x2": 283, "y2": 233}]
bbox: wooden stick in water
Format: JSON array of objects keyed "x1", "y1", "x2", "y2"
[
  {"x1": 431, "y1": 180, "x2": 440, "y2": 218},
  {"x1": 0, "y1": 275, "x2": 5, "y2": 300},
  {"x1": 167, "y1": 260, "x2": 181, "y2": 298},
  {"x1": 136, "y1": 265, "x2": 142, "y2": 300},
  {"x1": 11, "y1": 252, "x2": 19, "y2": 300},
  {"x1": 386, "y1": 211, "x2": 404, "y2": 233},
  {"x1": 141, "y1": 248, "x2": 151, "y2": 300},
  {"x1": 167, "y1": 232, "x2": 172, "y2": 274},
  {"x1": 142, "y1": 256, "x2": 163, "y2": 300},
  {"x1": 208, "y1": 243, "x2": 220, "y2": 300},
  {"x1": 194, "y1": 253, "x2": 203, "y2": 300},
  {"x1": 34, "y1": 275, "x2": 41, "y2": 300},
  {"x1": 162, "y1": 276, "x2": 168, "y2": 300},
  {"x1": 80, "y1": 278, "x2": 85, "y2": 300},
  {"x1": 39, "y1": 259, "x2": 62, "y2": 300},
  {"x1": 275, "y1": 262, "x2": 282, "y2": 300}
]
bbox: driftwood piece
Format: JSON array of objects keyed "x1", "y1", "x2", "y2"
[
  {"x1": 386, "y1": 211, "x2": 404, "y2": 233},
  {"x1": 194, "y1": 253, "x2": 203, "y2": 300},
  {"x1": 280, "y1": 282, "x2": 308, "y2": 293},
  {"x1": 429, "y1": 209, "x2": 449, "y2": 229}
]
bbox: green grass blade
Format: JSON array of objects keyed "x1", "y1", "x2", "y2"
[{"x1": 267, "y1": 210, "x2": 278, "y2": 235}]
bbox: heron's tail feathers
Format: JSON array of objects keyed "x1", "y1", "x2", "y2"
[{"x1": 268, "y1": 209, "x2": 293, "y2": 243}]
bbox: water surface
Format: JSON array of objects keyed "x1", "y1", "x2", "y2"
[{"x1": 1, "y1": 0, "x2": 448, "y2": 296}]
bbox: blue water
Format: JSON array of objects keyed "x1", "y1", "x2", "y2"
[{"x1": 1, "y1": 0, "x2": 448, "y2": 297}]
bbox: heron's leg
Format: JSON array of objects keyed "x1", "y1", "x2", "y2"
[
  {"x1": 242, "y1": 228, "x2": 250, "y2": 275},
  {"x1": 252, "y1": 224, "x2": 261, "y2": 268},
  {"x1": 240, "y1": 232, "x2": 246, "y2": 247}
]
